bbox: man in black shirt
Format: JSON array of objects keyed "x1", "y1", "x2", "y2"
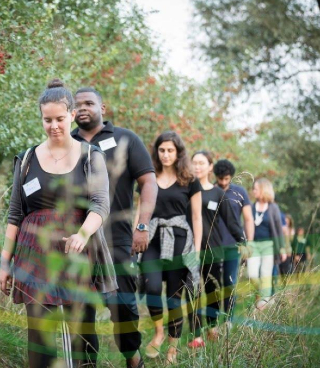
[{"x1": 72, "y1": 87, "x2": 157, "y2": 368}]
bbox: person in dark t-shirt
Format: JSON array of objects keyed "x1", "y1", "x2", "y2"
[
  {"x1": 135, "y1": 131, "x2": 202, "y2": 364},
  {"x1": 186, "y1": 151, "x2": 246, "y2": 348},
  {"x1": 214, "y1": 160, "x2": 254, "y2": 249},
  {"x1": 72, "y1": 87, "x2": 157, "y2": 368},
  {"x1": 212, "y1": 160, "x2": 254, "y2": 322},
  {"x1": 1, "y1": 79, "x2": 117, "y2": 368}
]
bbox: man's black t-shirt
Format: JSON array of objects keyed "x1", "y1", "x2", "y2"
[
  {"x1": 201, "y1": 186, "x2": 244, "y2": 250},
  {"x1": 71, "y1": 121, "x2": 154, "y2": 246}
]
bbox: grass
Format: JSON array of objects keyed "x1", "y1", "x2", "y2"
[
  {"x1": 1, "y1": 214, "x2": 319, "y2": 368},
  {"x1": 2, "y1": 269, "x2": 319, "y2": 368}
]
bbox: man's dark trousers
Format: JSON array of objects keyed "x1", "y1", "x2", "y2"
[{"x1": 104, "y1": 245, "x2": 141, "y2": 358}]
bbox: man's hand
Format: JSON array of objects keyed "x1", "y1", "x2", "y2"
[
  {"x1": 238, "y1": 242, "x2": 253, "y2": 260},
  {"x1": 63, "y1": 232, "x2": 89, "y2": 254},
  {"x1": 131, "y1": 230, "x2": 149, "y2": 255}
]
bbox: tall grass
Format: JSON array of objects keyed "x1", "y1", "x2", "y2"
[
  {"x1": 1, "y1": 210, "x2": 319, "y2": 368},
  {"x1": 132, "y1": 271, "x2": 320, "y2": 368},
  {"x1": 1, "y1": 270, "x2": 320, "y2": 367}
]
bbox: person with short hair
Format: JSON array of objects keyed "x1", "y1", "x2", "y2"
[
  {"x1": 0, "y1": 79, "x2": 117, "y2": 368},
  {"x1": 136, "y1": 131, "x2": 202, "y2": 364},
  {"x1": 249, "y1": 178, "x2": 287, "y2": 310},
  {"x1": 212, "y1": 159, "x2": 254, "y2": 320},
  {"x1": 72, "y1": 87, "x2": 157, "y2": 368}
]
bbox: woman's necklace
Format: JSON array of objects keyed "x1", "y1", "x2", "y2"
[
  {"x1": 47, "y1": 139, "x2": 74, "y2": 164},
  {"x1": 157, "y1": 174, "x2": 176, "y2": 188},
  {"x1": 254, "y1": 202, "x2": 268, "y2": 226}
]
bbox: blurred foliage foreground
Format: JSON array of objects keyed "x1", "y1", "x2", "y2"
[
  {"x1": 1, "y1": 1, "x2": 320, "y2": 366},
  {"x1": 1, "y1": 264, "x2": 320, "y2": 368}
]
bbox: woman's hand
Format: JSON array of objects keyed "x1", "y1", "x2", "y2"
[
  {"x1": 0, "y1": 266, "x2": 12, "y2": 296},
  {"x1": 63, "y1": 232, "x2": 89, "y2": 254}
]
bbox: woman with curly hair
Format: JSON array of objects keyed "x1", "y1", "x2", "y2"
[{"x1": 136, "y1": 131, "x2": 202, "y2": 364}]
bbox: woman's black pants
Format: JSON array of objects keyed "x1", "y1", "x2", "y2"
[{"x1": 140, "y1": 230, "x2": 188, "y2": 338}]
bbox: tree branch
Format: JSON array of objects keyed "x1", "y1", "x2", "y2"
[{"x1": 283, "y1": 68, "x2": 320, "y2": 81}]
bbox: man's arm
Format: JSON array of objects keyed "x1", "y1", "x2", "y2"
[
  {"x1": 242, "y1": 204, "x2": 254, "y2": 241},
  {"x1": 219, "y1": 197, "x2": 245, "y2": 243},
  {"x1": 132, "y1": 172, "x2": 158, "y2": 254}
]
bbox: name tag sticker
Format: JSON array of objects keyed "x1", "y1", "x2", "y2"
[
  {"x1": 23, "y1": 178, "x2": 41, "y2": 197},
  {"x1": 207, "y1": 201, "x2": 218, "y2": 211},
  {"x1": 99, "y1": 137, "x2": 117, "y2": 151}
]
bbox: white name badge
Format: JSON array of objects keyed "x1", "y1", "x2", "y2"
[
  {"x1": 23, "y1": 178, "x2": 41, "y2": 197},
  {"x1": 207, "y1": 201, "x2": 218, "y2": 211},
  {"x1": 99, "y1": 137, "x2": 117, "y2": 151}
]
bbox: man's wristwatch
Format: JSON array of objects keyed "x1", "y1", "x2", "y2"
[{"x1": 136, "y1": 223, "x2": 149, "y2": 232}]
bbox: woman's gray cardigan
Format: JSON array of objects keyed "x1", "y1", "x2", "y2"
[{"x1": 266, "y1": 202, "x2": 285, "y2": 264}]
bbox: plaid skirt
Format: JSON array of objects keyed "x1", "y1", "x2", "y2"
[{"x1": 13, "y1": 209, "x2": 98, "y2": 305}]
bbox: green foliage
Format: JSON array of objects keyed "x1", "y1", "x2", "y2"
[
  {"x1": 192, "y1": 0, "x2": 320, "y2": 92},
  {"x1": 2, "y1": 273, "x2": 320, "y2": 367},
  {"x1": 192, "y1": 0, "x2": 320, "y2": 225},
  {"x1": 1, "y1": 0, "x2": 274, "y2": 212},
  {"x1": 259, "y1": 117, "x2": 320, "y2": 231}
]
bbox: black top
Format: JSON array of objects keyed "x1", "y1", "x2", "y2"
[
  {"x1": 152, "y1": 179, "x2": 201, "y2": 219},
  {"x1": 71, "y1": 121, "x2": 154, "y2": 246},
  {"x1": 22, "y1": 152, "x2": 88, "y2": 214},
  {"x1": 150, "y1": 179, "x2": 201, "y2": 237},
  {"x1": 200, "y1": 186, "x2": 244, "y2": 250},
  {"x1": 218, "y1": 183, "x2": 251, "y2": 247},
  {"x1": 8, "y1": 143, "x2": 110, "y2": 227},
  {"x1": 252, "y1": 206, "x2": 272, "y2": 241}
]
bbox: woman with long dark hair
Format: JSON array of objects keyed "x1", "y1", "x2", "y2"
[
  {"x1": 186, "y1": 151, "x2": 246, "y2": 347},
  {"x1": 135, "y1": 131, "x2": 202, "y2": 364},
  {"x1": 0, "y1": 79, "x2": 117, "y2": 368}
]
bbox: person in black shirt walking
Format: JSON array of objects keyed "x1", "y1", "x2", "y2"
[
  {"x1": 186, "y1": 151, "x2": 246, "y2": 348},
  {"x1": 72, "y1": 88, "x2": 157, "y2": 368},
  {"x1": 136, "y1": 131, "x2": 202, "y2": 364},
  {"x1": 0, "y1": 79, "x2": 117, "y2": 368}
]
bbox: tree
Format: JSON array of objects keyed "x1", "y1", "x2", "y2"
[
  {"x1": 257, "y1": 116, "x2": 320, "y2": 231},
  {"x1": 1, "y1": 0, "x2": 272, "y2": 214},
  {"x1": 191, "y1": 0, "x2": 320, "y2": 226},
  {"x1": 192, "y1": 0, "x2": 320, "y2": 96}
]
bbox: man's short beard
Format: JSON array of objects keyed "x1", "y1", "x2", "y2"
[{"x1": 76, "y1": 119, "x2": 101, "y2": 131}]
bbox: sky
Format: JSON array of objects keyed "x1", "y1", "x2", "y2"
[
  {"x1": 133, "y1": 0, "x2": 320, "y2": 130},
  {"x1": 134, "y1": 0, "x2": 270, "y2": 128},
  {"x1": 134, "y1": 0, "x2": 208, "y2": 81}
]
